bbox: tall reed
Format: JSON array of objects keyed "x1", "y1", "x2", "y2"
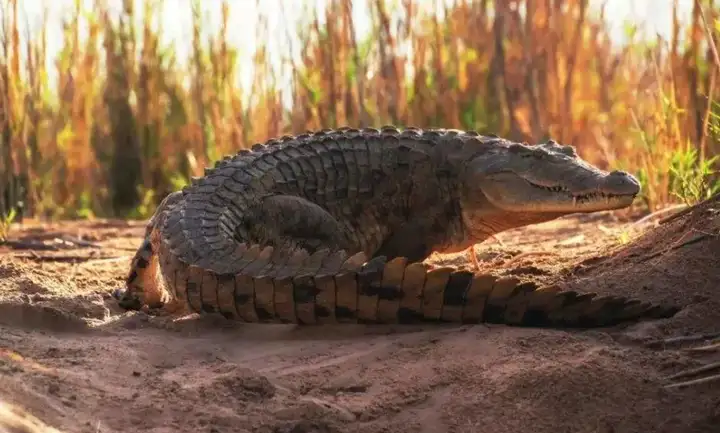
[{"x1": 1, "y1": 0, "x2": 718, "y2": 220}]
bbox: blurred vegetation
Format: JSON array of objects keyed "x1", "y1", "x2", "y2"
[{"x1": 0, "y1": 0, "x2": 719, "y2": 222}]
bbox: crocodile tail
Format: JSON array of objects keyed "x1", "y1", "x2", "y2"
[
  {"x1": 117, "y1": 192, "x2": 184, "y2": 310},
  {"x1": 153, "y1": 241, "x2": 680, "y2": 327}
]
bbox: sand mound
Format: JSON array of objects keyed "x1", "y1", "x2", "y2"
[
  {"x1": 0, "y1": 202, "x2": 718, "y2": 433},
  {"x1": 561, "y1": 196, "x2": 720, "y2": 336}
]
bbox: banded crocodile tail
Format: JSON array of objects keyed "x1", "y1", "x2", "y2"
[{"x1": 120, "y1": 237, "x2": 681, "y2": 328}]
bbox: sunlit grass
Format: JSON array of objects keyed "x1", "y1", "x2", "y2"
[{"x1": 1, "y1": 0, "x2": 718, "y2": 220}]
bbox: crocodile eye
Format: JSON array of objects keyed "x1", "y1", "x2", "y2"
[
  {"x1": 509, "y1": 143, "x2": 528, "y2": 154},
  {"x1": 560, "y1": 145, "x2": 577, "y2": 157}
]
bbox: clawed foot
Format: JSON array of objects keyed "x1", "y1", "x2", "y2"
[
  {"x1": 646, "y1": 332, "x2": 720, "y2": 389},
  {"x1": 112, "y1": 287, "x2": 143, "y2": 311},
  {"x1": 112, "y1": 286, "x2": 187, "y2": 317}
]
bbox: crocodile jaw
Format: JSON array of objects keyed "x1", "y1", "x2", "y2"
[{"x1": 479, "y1": 170, "x2": 640, "y2": 214}]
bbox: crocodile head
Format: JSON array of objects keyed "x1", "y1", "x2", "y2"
[{"x1": 460, "y1": 138, "x2": 640, "y2": 234}]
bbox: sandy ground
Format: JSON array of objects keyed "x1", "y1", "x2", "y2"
[{"x1": 0, "y1": 202, "x2": 719, "y2": 433}]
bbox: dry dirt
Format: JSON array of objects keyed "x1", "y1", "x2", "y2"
[{"x1": 0, "y1": 202, "x2": 719, "y2": 433}]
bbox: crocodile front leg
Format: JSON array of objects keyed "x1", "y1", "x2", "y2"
[{"x1": 372, "y1": 220, "x2": 436, "y2": 263}]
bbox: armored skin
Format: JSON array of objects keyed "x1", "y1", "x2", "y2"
[{"x1": 114, "y1": 126, "x2": 679, "y2": 327}]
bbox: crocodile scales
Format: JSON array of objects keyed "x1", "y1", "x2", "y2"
[{"x1": 114, "y1": 126, "x2": 679, "y2": 327}]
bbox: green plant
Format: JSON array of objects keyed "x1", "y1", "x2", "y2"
[
  {"x1": 127, "y1": 187, "x2": 158, "y2": 220},
  {"x1": 668, "y1": 146, "x2": 720, "y2": 206},
  {"x1": 0, "y1": 208, "x2": 17, "y2": 242},
  {"x1": 710, "y1": 100, "x2": 720, "y2": 141}
]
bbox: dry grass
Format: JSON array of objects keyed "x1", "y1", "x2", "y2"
[{"x1": 0, "y1": 0, "x2": 719, "y2": 221}]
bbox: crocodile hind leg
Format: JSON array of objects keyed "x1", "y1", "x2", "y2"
[
  {"x1": 116, "y1": 194, "x2": 358, "y2": 314},
  {"x1": 245, "y1": 195, "x2": 354, "y2": 253},
  {"x1": 646, "y1": 332, "x2": 720, "y2": 389}
]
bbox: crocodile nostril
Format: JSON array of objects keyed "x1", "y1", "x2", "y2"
[
  {"x1": 605, "y1": 170, "x2": 641, "y2": 194},
  {"x1": 610, "y1": 170, "x2": 640, "y2": 185}
]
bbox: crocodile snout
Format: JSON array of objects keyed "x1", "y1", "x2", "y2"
[{"x1": 606, "y1": 170, "x2": 641, "y2": 196}]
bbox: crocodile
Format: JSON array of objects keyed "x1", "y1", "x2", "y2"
[{"x1": 113, "y1": 126, "x2": 679, "y2": 327}]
